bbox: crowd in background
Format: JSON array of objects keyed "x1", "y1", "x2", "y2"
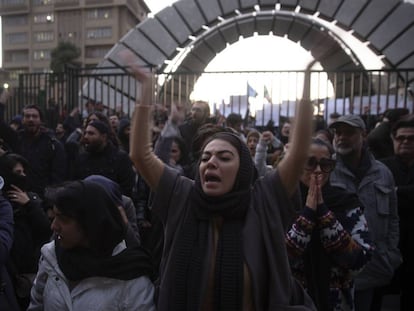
[{"x1": 0, "y1": 74, "x2": 413, "y2": 311}]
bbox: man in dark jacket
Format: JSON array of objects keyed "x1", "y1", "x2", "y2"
[
  {"x1": 380, "y1": 114, "x2": 414, "y2": 311},
  {"x1": 71, "y1": 120, "x2": 135, "y2": 197},
  {"x1": 0, "y1": 103, "x2": 67, "y2": 198}
]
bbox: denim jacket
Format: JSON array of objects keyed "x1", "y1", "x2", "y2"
[{"x1": 330, "y1": 152, "x2": 402, "y2": 290}]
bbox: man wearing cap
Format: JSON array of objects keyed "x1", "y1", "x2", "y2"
[
  {"x1": 71, "y1": 120, "x2": 135, "y2": 197},
  {"x1": 329, "y1": 114, "x2": 402, "y2": 311}
]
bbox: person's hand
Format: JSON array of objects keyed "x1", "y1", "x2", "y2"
[
  {"x1": 305, "y1": 174, "x2": 323, "y2": 210},
  {"x1": 70, "y1": 107, "x2": 79, "y2": 117},
  {"x1": 119, "y1": 50, "x2": 152, "y2": 88},
  {"x1": 170, "y1": 102, "x2": 185, "y2": 125},
  {"x1": 7, "y1": 184, "x2": 30, "y2": 205},
  {"x1": 138, "y1": 219, "x2": 152, "y2": 230}
]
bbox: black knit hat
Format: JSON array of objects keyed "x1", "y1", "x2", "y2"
[{"x1": 88, "y1": 120, "x2": 110, "y2": 134}]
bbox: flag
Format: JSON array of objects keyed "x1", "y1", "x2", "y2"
[
  {"x1": 264, "y1": 85, "x2": 272, "y2": 104},
  {"x1": 247, "y1": 82, "x2": 258, "y2": 97}
]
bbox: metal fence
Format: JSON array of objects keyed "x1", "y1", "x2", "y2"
[{"x1": 1, "y1": 66, "x2": 413, "y2": 130}]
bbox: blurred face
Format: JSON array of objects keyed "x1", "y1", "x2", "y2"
[
  {"x1": 199, "y1": 139, "x2": 240, "y2": 196},
  {"x1": 392, "y1": 127, "x2": 414, "y2": 159},
  {"x1": 170, "y1": 141, "x2": 182, "y2": 163},
  {"x1": 56, "y1": 123, "x2": 65, "y2": 136},
  {"x1": 12, "y1": 163, "x2": 25, "y2": 176},
  {"x1": 109, "y1": 115, "x2": 119, "y2": 129},
  {"x1": 23, "y1": 108, "x2": 41, "y2": 134},
  {"x1": 300, "y1": 144, "x2": 334, "y2": 187},
  {"x1": 191, "y1": 102, "x2": 208, "y2": 125},
  {"x1": 332, "y1": 124, "x2": 364, "y2": 156},
  {"x1": 87, "y1": 113, "x2": 99, "y2": 124},
  {"x1": 281, "y1": 122, "x2": 291, "y2": 137},
  {"x1": 83, "y1": 125, "x2": 107, "y2": 152},
  {"x1": 51, "y1": 206, "x2": 88, "y2": 249},
  {"x1": 247, "y1": 135, "x2": 259, "y2": 157},
  {"x1": 123, "y1": 125, "x2": 131, "y2": 137}
]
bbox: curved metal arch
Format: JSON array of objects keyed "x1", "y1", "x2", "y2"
[
  {"x1": 172, "y1": 10, "x2": 364, "y2": 73},
  {"x1": 93, "y1": 0, "x2": 414, "y2": 105}
]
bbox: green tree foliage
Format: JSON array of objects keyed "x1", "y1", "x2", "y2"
[{"x1": 50, "y1": 41, "x2": 81, "y2": 73}]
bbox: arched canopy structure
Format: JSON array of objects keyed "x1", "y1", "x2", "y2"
[{"x1": 90, "y1": 0, "x2": 414, "y2": 105}]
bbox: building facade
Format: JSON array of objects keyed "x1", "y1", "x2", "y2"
[{"x1": 0, "y1": 0, "x2": 149, "y2": 84}]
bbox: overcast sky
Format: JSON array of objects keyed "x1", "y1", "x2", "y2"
[{"x1": 146, "y1": 0, "x2": 176, "y2": 14}]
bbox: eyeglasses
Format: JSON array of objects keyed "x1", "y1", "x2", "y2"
[
  {"x1": 394, "y1": 135, "x2": 414, "y2": 143},
  {"x1": 304, "y1": 157, "x2": 336, "y2": 173}
]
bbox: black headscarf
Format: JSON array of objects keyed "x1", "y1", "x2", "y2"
[
  {"x1": 49, "y1": 181, "x2": 154, "y2": 281},
  {"x1": 172, "y1": 132, "x2": 254, "y2": 311}
]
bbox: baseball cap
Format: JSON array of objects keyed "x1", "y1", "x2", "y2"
[{"x1": 329, "y1": 114, "x2": 366, "y2": 130}]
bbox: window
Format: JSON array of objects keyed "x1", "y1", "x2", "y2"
[
  {"x1": 6, "y1": 32, "x2": 28, "y2": 44},
  {"x1": 33, "y1": 50, "x2": 51, "y2": 60},
  {"x1": 34, "y1": 31, "x2": 54, "y2": 42},
  {"x1": 86, "y1": 27, "x2": 112, "y2": 39},
  {"x1": 9, "y1": 70, "x2": 27, "y2": 81},
  {"x1": 32, "y1": 0, "x2": 53, "y2": 5},
  {"x1": 85, "y1": 46, "x2": 110, "y2": 58},
  {"x1": 87, "y1": 8, "x2": 112, "y2": 19},
  {"x1": 0, "y1": 0, "x2": 26, "y2": 5},
  {"x1": 3, "y1": 15, "x2": 28, "y2": 26},
  {"x1": 4, "y1": 51, "x2": 28, "y2": 62},
  {"x1": 34, "y1": 13, "x2": 54, "y2": 23}
]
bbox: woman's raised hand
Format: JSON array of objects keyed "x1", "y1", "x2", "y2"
[{"x1": 118, "y1": 50, "x2": 153, "y2": 106}]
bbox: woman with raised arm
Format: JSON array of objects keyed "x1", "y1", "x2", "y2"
[{"x1": 128, "y1": 56, "x2": 317, "y2": 310}]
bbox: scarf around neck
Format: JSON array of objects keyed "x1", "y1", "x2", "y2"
[
  {"x1": 55, "y1": 238, "x2": 155, "y2": 282},
  {"x1": 171, "y1": 132, "x2": 254, "y2": 311}
]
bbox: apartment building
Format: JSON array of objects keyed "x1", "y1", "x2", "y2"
[{"x1": 0, "y1": 0, "x2": 149, "y2": 83}]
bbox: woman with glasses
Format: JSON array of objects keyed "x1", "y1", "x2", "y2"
[{"x1": 285, "y1": 138, "x2": 374, "y2": 311}]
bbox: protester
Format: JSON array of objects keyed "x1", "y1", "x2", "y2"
[
  {"x1": 380, "y1": 114, "x2": 414, "y2": 311},
  {"x1": 0, "y1": 153, "x2": 51, "y2": 309},
  {"x1": 0, "y1": 101, "x2": 67, "y2": 198},
  {"x1": 329, "y1": 115, "x2": 402, "y2": 311},
  {"x1": 286, "y1": 138, "x2": 373, "y2": 310},
  {"x1": 126, "y1": 55, "x2": 317, "y2": 310},
  {"x1": 28, "y1": 180, "x2": 155, "y2": 310}
]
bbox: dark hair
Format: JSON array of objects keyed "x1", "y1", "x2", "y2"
[
  {"x1": 86, "y1": 111, "x2": 109, "y2": 125},
  {"x1": 311, "y1": 137, "x2": 335, "y2": 157},
  {"x1": 201, "y1": 131, "x2": 254, "y2": 191},
  {"x1": 191, "y1": 124, "x2": 227, "y2": 160},
  {"x1": 385, "y1": 108, "x2": 409, "y2": 124},
  {"x1": 391, "y1": 114, "x2": 414, "y2": 136},
  {"x1": 85, "y1": 111, "x2": 119, "y2": 147},
  {"x1": 0, "y1": 153, "x2": 29, "y2": 189},
  {"x1": 172, "y1": 135, "x2": 189, "y2": 166},
  {"x1": 46, "y1": 180, "x2": 125, "y2": 256},
  {"x1": 23, "y1": 104, "x2": 43, "y2": 121},
  {"x1": 226, "y1": 113, "x2": 243, "y2": 127},
  {"x1": 315, "y1": 129, "x2": 334, "y2": 144},
  {"x1": 88, "y1": 120, "x2": 110, "y2": 134}
]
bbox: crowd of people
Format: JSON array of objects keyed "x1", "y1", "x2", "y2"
[{"x1": 0, "y1": 57, "x2": 412, "y2": 310}]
